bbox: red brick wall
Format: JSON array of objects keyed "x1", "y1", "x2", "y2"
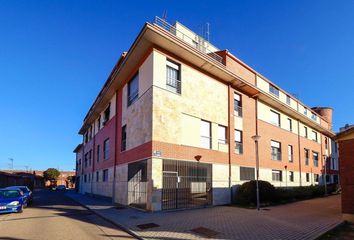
[{"x1": 338, "y1": 138, "x2": 354, "y2": 214}]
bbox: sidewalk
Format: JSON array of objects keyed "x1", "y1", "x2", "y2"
[{"x1": 66, "y1": 191, "x2": 343, "y2": 240}]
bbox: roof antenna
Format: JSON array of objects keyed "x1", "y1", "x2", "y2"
[
  {"x1": 162, "y1": 10, "x2": 168, "y2": 21},
  {"x1": 206, "y1": 22, "x2": 210, "y2": 42}
]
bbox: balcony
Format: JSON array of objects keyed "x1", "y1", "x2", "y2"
[
  {"x1": 153, "y1": 16, "x2": 223, "y2": 64},
  {"x1": 235, "y1": 142, "x2": 243, "y2": 154}
]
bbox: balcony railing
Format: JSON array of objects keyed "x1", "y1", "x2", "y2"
[
  {"x1": 235, "y1": 142, "x2": 243, "y2": 154},
  {"x1": 234, "y1": 105, "x2": 242, "y2": 117},
  {"x1": 153, "y1": 16, "x2": 223, "y2": 64},
  {"x1": 272, "y1": 152, "x2": 282, "y2": 161},
  {"x1": 166, "y1": 77, "x2": 181, "y2": 94}
]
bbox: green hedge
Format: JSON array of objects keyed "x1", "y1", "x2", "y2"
[{"x1": 234, "y1": 181, "x2": 339, "y2": 206}]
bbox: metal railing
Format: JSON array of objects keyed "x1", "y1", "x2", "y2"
[
  {"x1": 153, "y1": 16, "x2": 223, "y2": 64},
  {"x1": 271, "y1": 152, "x2": 282, "y2": 161},
  {"x1": 234, "y1": 105, "x2": 242, "y2": 117},
  {"x1": 235, "y1": 142, "x2": 243, "y2": 154},
  {"x1": 166, "y1": 77, "x2": 181, "y2": 94}
]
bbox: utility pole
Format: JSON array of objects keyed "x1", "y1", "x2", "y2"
[{"x1": 8, "y1": 158, "x2": 14, "y2": 170}]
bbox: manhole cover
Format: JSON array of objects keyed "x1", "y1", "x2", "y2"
[
  {"x1": 136, "y1": 223, "x2": 160, "y2": 230},
  {"x1": 190, "y1": 227, "x2": 220, "y2": 238}
]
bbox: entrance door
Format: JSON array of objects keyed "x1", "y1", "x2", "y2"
[{"x1": 161, "y1": 159, "x2": 212, "y2": 210}]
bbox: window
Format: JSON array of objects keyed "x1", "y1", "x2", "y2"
[
  {"x1": 272, "y1": 170, "x2": 282, "y2": 181},
  {"x1": 84, "y1": 132, "x2": 89, "y2": 143},
  {"x1": 103, "y1": 138, "x2": 110, "y2": 160},
  {"x1": 84, "y1": 174, "x2": 87, "y2": 183},
  {"x1": 312, "y1": 131, "x2": 318, "y2": 142},
  {"x1": 304, "y1": 149, "x2": 309, "y2": 165},
  {"x1": 103, "y1": 103, "x2": 111, "y2": 125},
  {"x1": 234, "y1": 93, "x2": 242, "y2": 117},
  {"x1": 304, "y1": 126, "x2": 308, "y2": 138},
  {"x1": 235, "y1": 130, "x2": 243, "y2": 154},
  {"x1": 200, "y1": 120, "x2": 211, "y2": 149},
  {"x1": 121, "y1": 125, "x2": 127, "y2": 151},
  {"x1": 271, "y1": 140, "x2": 281, "y2": 161},
  {"x1": 218, "y1": 125, "x2": 227, "y2": 144},
  {"x1": 89, "y1": 127, "x2": 93, "y2": 140},
  {"x1": 313, "y1": 152, "x2": 319, "y2": 167},
  {"x1": 304, "y1": 107, "x2": 308, "y2": 115},
  {"x1": 97, "y1": 115, "x2": 101, "y2": 130},
  {"x1": 88, "y1": 173, "x2": 91, "y2": 182},
  {"x1": 240, "y1": 167, "x2": 255, "y2": 180},
  {"x1": 96, "y1": 145, "x2": 100, "y2": 162},
  {"x1": 103, "y1": 169, "x2": 108, "y2": 182},
  {"x1": 89, "y1": 150, "x2": 92, "y2": 166},
  {"x1": 269, "y1": 84, "x2": 279, "y2": 97},
  {"x1": 289, "y1": 171, "x2": 294, "y2": 182},
  {"x1": 288, "y1": 118, "x2": 292, "y2": 131},
  {"x1": 306, "y1": 173, "x2": 310, "y2": 182},
  {"x1": 84, "y1": 153, "x2": 88, "y2": 168},
  {"x1": 166, "y1": 60, "x2": 181, "y2": 94},
  {"x1": 286, "y1": 95, "x2": 291, "y2": 105},
  {"x1": 311, "y1": 113, "x2": 317, "y2": 121},
  {"x1": 314, "y1": 174, "x2": 319, "y2": 183},
  {"x1": 325, "y1": 137, "x2": 328, "y2": 149},
  {"x1": 128, "y1": 73, "x2": 139, "y2": 106},
  {"x1": 288, "y1": 145, "x2": 293, "y2": 162},
  {"x1": 270, "y1": 110, "x2": 280, "y2": 127},
  {"x1": 96, "y1": 171, "x2": 99, "y2": 182}
]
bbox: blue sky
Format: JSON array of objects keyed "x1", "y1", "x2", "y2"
[{"x1": 0, "y1": 0, "x2": 353, "y2": 171}]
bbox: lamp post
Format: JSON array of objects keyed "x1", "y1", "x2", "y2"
[
  {"x1": 285, "y1": 165, "x2": 288, "y2": 188},
  {"x1": 323, "y1": 155, "x2": 328, "y2": 196},
  {"x1": 251, "y1": 135, "x2": 261, "y2": 211}
]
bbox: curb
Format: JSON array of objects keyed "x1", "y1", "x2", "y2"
[{"x1": 65, "y1": 192, "x2": 143, "y2": 240}]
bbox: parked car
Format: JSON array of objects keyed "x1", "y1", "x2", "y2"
[
  {"x1": 55, "y1": 185, "x2": 66, "y2": 191},
  {"x1": 6, "y1": 186, "x2": 32, "y2": 205},
  {"x1": 0, "y1": 188, "x2": 25, "y2": 214}
]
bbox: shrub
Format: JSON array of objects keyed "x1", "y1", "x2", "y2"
[{"x1": 234, "y1": 180, "x2": 275, "y2": 205}]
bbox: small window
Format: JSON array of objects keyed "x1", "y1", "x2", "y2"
[
  {"x1": 272, "y1": 170, "x2": 282, "y2": 181},
  {"x1": 312, "y1": 131, "x2": 318, "y2": 142},
  {"x1": 103, "y1": 103, "x2": 111, "y2": 124},
  {"x1": 286, "y1": 95, "x2": 291, "y2": 105},
  {"x1": 218, "y1": 125, "x2": 227, "y2": 144},
  {"x1": 288, "y1": 145, "x2": 293, "y2": 162},
  {"x1": 88, "y1": 173, "x2": 91, "y2": 182},
  {"x1": 311, "y1": 113, "x2": 317, "y2": 121},
  {"x1": 234, "y1": 93, "x2": 242, "y2": 117},
  {"x1": 289, "y1": 171, "x2": 294, "y2": 182},
  {"x1": 97, "y1": 115, "x2": 101, "y2": 130},
  {"x1": 313, "y1": 152, "x2": 319, "y2": 167},
  {"x1": 304, "y1": 107, "x2": 308, "y2": 115},
  {"x1": 235, "y1": 129, "x2": 243, "y2": 154},
  {"x1": 121, "y1": 125, "x2": 127, "y2": 151},
  {"x1": 304, "y1": 126, "x2": 308, "y2": 138},
  {"x1": 271, "y1": 140, "x2": 281, "y2": 161},
  {"x1": 89, "y1": 150, "x2": 92, "y2": 166},
  {"x1": 325, "y1": 137, "x2": 328, "y2": 149},
  {"x1": 288, "y1": 118, "x2": 292, "y2": 131},
  {"x1": 96, "y1": 145, "x2": 100, "y2": 162},
  {"x1": 128, "y1": 72, "x2": 139, "y2": 106},
  {"x1": 269, "y1": 84, "x2": 279, "y2": 97},
  {"x1": 200, "y1": 120, "x2": 212, "y2": 149},
  {"x1": 84, "y1": 174, "x2": 87, "y2": 183},
  {"x1": 103, "y1": 169, "x2": 108, "y2": 182},
  {"x1": 270, "y1": 110, "x2": 281, "y2": 127},
  {"x1": 304, "y1": 149, "x2": 309, "y2": 165},
  {"x1": 314, "y1": 174, "x2": 319, "y2": 183},
  {"x1": 96, "y1": 171, "x2": 99, "y2": 182},
  {"x1": 240, "y1": 167, "x2": 255, "y2": 181},
  {"x1": 166, "y1": 60, "x2": 181, "y2": 94},
  {"x1": 306, "y1": 173, "x2": 310, "y2": 182},
  {"x1": 84, "y1": 153, "x2": 88, "y2": 168},
  {"x1": 103, "y1": 138, "x2": 110, "y2": 160}
]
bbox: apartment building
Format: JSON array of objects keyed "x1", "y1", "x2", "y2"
[{"x1": 74, "y1": 17, "x2": 338, "y2": 211}]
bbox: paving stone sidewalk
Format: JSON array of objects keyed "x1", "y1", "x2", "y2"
[{"x1": 66, "y1": 191, "x2": 343, "y2": 240}]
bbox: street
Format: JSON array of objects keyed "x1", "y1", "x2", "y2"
[{"x1": 0, "y1": 189, "x2": 136, "y2": 240}]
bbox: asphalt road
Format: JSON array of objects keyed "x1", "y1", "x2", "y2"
[{"x1": 0, "y1": 189, "x2": 136, "y2": 240}]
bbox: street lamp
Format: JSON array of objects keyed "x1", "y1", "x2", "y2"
[
  {"x1": 323, "y1": 154, "x2": 328, "y2": 196},
  {"x1": 284, "y1": 165, "x2": 288, "y2": 188},
  {"x1": 251, "y1": 135, "x2": 261, "y2": 211}
]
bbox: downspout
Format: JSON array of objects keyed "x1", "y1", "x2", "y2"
[
  {"x1": 91, "y1": 123, "x2": 96, "y2": 196},
  {"x1": 112, "y1": 91, "x2": 119, "y2": 204},
  {"x1": 228, "y1": 84, "x2": 232, "y2": 203},
  {"x1": 297, "y1": 120, "x2": 302, "y2": 186}
]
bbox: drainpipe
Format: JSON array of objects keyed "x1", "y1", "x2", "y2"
[
  {"x1": 297, "y1": 120, "x2": 302, "y2": 186},
  {"x1": 112, "y1": 91, "x2": 119, "y2": 204},
  {"x1": 228, "y1": 84, "x2": 232, "y2": 203}
]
